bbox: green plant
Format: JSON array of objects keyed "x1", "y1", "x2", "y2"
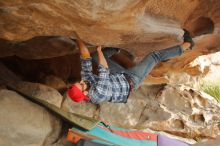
[{"x1": 200, "y1": 82, "x2": 220, "y2": 102}]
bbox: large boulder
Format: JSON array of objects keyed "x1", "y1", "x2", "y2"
[
  {"x1": 0, "y1": 0, "x2": 220, "y2": 83},
  {"x1": 0, "y1": 89, "x2": 62, "y2": 146}
]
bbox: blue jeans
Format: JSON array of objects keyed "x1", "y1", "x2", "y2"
[{"x1": 92, "y1": 46, "x2": 183, "y2": 89}]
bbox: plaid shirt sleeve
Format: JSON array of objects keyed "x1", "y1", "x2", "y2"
[
  {"x1": 80, "y1": 57, "x2": 96, "y2": 82},
  {"x1": 89, "y1": 64, "x2": 112, "y2": 104}
]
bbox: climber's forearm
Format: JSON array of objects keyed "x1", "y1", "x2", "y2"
[
  {"x1": 97, "y1": 46, "x2": 108, "y2": 68},
  {"x1": 76, "y1": 39, "x2": 91, "y2": 59}
]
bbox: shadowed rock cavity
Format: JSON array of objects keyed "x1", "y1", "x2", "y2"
[
  {"x1": 0, "y1": 36, "x2": 135, "y2": 86},
  {"x1": 187, "y1": 17, "x2": 214, "y2": 37}
]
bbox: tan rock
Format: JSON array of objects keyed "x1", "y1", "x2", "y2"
[
  {"x1": 1, "y1": 0, "x2": 220, "y2": 83},
  {"x1": 41, "y1": 75, "x2": 67, "y2": 93},
  {"x1": 14, "y1": 81, "x2": 63, "y2": 108},
  {"x1": 0, "y1": 89, "x2": 62, "y2": 146},
  {"x1": 192, "y1": 135, "x2": 220, "y2": 146},
  {"x1": 62, "y1": 94, "x2": 98, "y2": 118}
]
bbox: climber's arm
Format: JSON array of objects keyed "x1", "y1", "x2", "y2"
[
  {"x1": 74, "y1": 32, "x2": 94, "y2": 81},
  {"x1": 76, "y1": 39, "x2": 91, "y2": 59},
  {"x1": 96, "y1": 46, "x2": 108, "y2": 69}
]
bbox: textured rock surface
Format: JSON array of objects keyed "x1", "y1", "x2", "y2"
[
  {"x1": 0, "y1": 0, "x2": 220, "y2": 82},
  {"x1": 0, "y1": 89, "x2": 62, "y2": 146},
  {"x1": 195, "y1": 52, "x2": 220, "y2": 83},
  {"x1": 42, "y1": 75, "x2": 68, "y2": 93},
  {"x1": 14, "y1": 81, "x2": 64, "y2": 108},
  {"x1": 192, "y1": 135, "x2": 220, "y2": 146},
  {"x1": 0, "y1": 36, "x2": 78, "y2": 59},
  {"x1": 63, "y1": 84, "x2": 220, "y2": 142},
  {"x1": 144, "y1": 51, "x2": 220, "y2": 87},
  {"x1": 0, "y1": 0, "x2": 193, "y2": 42}
]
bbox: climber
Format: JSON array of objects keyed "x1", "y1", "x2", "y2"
[{"x1": 67, "y1": 29, "x2": 194, "y2": 104}]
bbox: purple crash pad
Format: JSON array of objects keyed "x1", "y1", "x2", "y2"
[{"x1": 158, "y1": 134, "x2": 189, "y2": 146}]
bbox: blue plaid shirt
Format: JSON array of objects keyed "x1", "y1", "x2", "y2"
[{"x1": 81, "y1": 57, "x2": 130, "y2": 104}]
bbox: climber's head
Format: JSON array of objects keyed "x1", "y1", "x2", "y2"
[{"x1": 67, "y1": 80, "x2": 90, "y2": 102}]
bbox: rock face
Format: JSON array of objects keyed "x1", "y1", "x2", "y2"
[
  {"x1": 0, "y1": 0, "x2": 220, "y2": 82},
  {"x1": 14, "y1": 81, "x2": 64, "y2": 108},
  {"x1": 192, "y1": 135, "x2": 220, "y2": 146},
  {"x1": 195, "y1": 52, "x2": 220, "y2": 83},
  {"x1": 0, "y1": 0, "x2": 193, "y2": 42},
  {"x1": 144, "y1": 51, "x2": 220, "y2": 88},
  {"x1": 42, "y1": 75, "x2": 68, "y2": 93},
  {"x1": 0, "y1": 89, "x2": 62, "y2": 146},
  {"x1": 63, "y1": 84, "x2": 220, "y2": 142}
]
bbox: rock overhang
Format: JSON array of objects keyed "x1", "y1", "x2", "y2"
[{"x1": 0, "y1": 0, "x2": 220, "y2": 83}]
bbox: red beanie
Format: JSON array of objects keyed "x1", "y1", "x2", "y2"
[{"x1": 67, "y1": 85, "x2": 90, "y2": 102}]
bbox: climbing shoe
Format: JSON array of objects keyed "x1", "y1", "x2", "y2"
[{"x1": 183, "y1": 29, "x2": 194, "y2": 50}]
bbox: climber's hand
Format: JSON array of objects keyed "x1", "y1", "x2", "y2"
[{"x1": 96, "y1": 45, "x2": 102, "y2": 52}]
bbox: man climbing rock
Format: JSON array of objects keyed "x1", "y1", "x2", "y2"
[{"x1": 68, "y1": 30, "x2": 194, "y2": 104}]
